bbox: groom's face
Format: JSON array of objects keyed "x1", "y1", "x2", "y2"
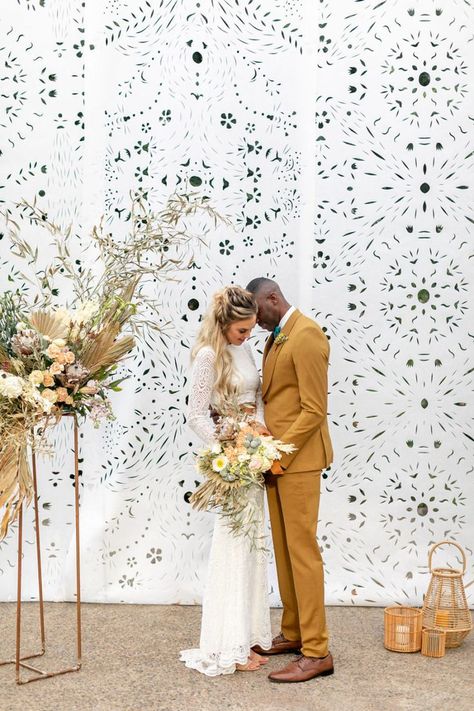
[{"x1": 254, "y1": 292, "x2": 280, "y2": 331}]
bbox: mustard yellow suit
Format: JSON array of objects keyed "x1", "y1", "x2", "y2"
[{"x1": 262, "y1": 309, "x2": 333, "y2": 657}]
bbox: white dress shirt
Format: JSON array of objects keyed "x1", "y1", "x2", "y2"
[{"x1": 278, "y1": 305, "x2": 296, "y2": 330}]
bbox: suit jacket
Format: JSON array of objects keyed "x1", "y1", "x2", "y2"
[{"x1": 262, "y1": 309, "x2": 333, "y2": 473}]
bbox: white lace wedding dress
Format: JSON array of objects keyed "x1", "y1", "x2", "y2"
[{"x1": 179, "y1": 341, "x2": 272, "y2": 676}]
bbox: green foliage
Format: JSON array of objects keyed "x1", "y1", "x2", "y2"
[
  {"x1": 0, "y1": 291, "x2": 26, "y2": 356},
  {"x1": 4, "y1": 192, "x2": 226, "y2": 342}
]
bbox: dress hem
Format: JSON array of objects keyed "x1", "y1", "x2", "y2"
[{"x1": 179, "y1": 635, "x2": 273, "y2": 677}]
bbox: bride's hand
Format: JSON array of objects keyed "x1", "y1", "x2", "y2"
[{"x1": 255, "y1": 424, "x2": 271, "y2": 436}]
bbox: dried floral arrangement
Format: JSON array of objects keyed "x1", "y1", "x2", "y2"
[{"x1": 0, "y1": 193, "x2": 221, "y2": 539}]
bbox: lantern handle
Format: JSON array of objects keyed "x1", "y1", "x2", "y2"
[{"x1": 428, "y1": 540, "x2": 467, "y2": 575}]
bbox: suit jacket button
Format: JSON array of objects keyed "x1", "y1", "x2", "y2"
[{"x1": 263, "y1": 400, "x2": 268, "y2": 404}]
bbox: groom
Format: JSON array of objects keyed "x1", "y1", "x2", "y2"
[{"x1": 246, "y1": 278, "x2": 334, "y2": 683}]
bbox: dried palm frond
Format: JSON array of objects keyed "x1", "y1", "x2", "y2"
[
  {"x1": 79, "y1": 324, "x2": 135, "y2": 373},
  {"x1": 79, "y1": 324, "x2": 119, "y2": 368},
  {"x1": 190, "y1": 476, "x2": 265, "y2": 551},
  {"x1": 190, "y1": 473, "x2": 247, "y2": 512},
  {"x1": 0, "y1": 443, "x2": 33, "y2": 540},
  {"x1": 29, "y1": 310, "x2": 70, "y2": 340},
  {"x1": 96, "y1": 335, "x2": 135, "y2": 369}
]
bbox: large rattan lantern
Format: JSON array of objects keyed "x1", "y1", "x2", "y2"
[{"x1": 422, "y1": 541, "x2": 472, "y2": 648}]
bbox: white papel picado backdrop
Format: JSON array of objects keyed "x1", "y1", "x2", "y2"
[{"x1": 0, "y1": 1, "x2": 473, "y2": 607}]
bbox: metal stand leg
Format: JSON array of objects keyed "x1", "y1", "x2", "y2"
[
  {"x1": 0, "y1": 413, "x2": 82, "y2": 683},
  {"x1": 73, "y1": 415, "x2": 82, "y2": 666}
]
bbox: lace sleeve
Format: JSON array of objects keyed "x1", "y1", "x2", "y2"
[
  {"x1": 244, "y1": 341, "x2": 265, "y2": 426},
  {"x1": 187, "y1": 347, "x2": 217, "y2": 445}
]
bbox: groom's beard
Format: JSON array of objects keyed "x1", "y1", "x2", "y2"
[{"x1": 257, "y1": 320, "x2": 275, "y2": 332}]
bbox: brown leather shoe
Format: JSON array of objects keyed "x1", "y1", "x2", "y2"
[
  {"x1": 268, "y1": 653, "x2": 334, "y2": 683},
  {"x1": 252, "y1": 633, "x2": 302, "y2": 655}
]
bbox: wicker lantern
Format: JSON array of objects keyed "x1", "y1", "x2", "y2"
[
  {"x1": 384, "y1": 606, "x2": 422, "y2": 652},
  {"x1": 421, "y1": 629, "x2": 446, "y2": 658},
  {"x1": 422, "y1": 541, "x2": 473, "y2": 648}
]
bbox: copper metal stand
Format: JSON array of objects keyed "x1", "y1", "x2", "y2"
[{"x1": 0, "y1": 413, "x2": 82, "y2": 684}]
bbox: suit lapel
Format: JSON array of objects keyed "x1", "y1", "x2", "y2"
[
  {"x1": 262, "y1": 334, "x2": 273, "y2": 366},
  {"x1": 262, "y1": 309, "x2": 301, "y2": 398}
]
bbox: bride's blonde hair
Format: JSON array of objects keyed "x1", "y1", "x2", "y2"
[{"x1": 192, "y1": 286, "x2": 257, "y2": 407}]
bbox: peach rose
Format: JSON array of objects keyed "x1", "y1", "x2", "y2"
[
  {"x1": 55, "y1": 387, "x2": 69, "y2": 402},
  {"x1": 65, "y1": 350, "x2": 75, "y2": 364},
  {"x1": 29, "y1": 370, "x2": 44, "y2": 386},
  {"x1": 46, "y1": 343, "x2": 61, "y2": 359},
  {"x1": 41, "y1": 388, "x2": 58, "y2": 403},
  {"x1": 49, "y1": 362, "x2": 64, "y2": 375},
  {"x1": 42, "y1": 372, "x2": 54, "y2": 387},
  {"x1": 65, "y1": 396, "x2": 74, "y2": 405}
]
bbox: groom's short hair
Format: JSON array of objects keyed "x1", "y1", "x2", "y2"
[{"x1": 246, "y1": 277, "x2": 281, "y2": 295}]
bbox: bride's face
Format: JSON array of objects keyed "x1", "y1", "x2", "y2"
[{"x1": 225, "y1": 316, "x2": 257, "y2": 346}]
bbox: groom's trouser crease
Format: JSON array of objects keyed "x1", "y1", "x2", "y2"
[{"x1": 266, "y1": 470, "x2": 329, "y2": 658}]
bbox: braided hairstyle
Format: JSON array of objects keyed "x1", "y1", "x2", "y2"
[{"x1": 191, "y1": 286, "x2": 257, "y2": 407}]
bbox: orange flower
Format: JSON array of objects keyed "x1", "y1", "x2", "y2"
[
  {"x1": 41, "y1": 388, "x2": 58, "y2": 403},
  {"x1": 49, "y1": 362, "x2": 64, "y2": 375},
  {"x1": 42, "y1": 372, "x2": 54, "y2": 387},
  {"x1": 56, "y1": 387, "x2": 69, "y2": 402},
  {"x1": 46, "y1": 343, "x2": 61, "y2": 359},
  {"x1": 226, "y1": 449, "x2": 238, "y2": 464}
]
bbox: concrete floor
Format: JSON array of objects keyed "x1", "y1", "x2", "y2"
[{"x1": 0, "y1": 603, "x2": 472, "y2": 711}]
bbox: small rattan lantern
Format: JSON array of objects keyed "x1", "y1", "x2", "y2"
[
  {"x1": 384, "y1": 606, "x2": 422, "y2": 652},
  {"x1": 421, "y1": 629, "x2": 446, "y2": 658},
  {"x1": 422, "y1": 541, "x2": 473, "y2": 648}
]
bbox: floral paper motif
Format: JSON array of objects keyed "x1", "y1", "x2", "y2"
[{"x1": 0, "y1": 0, "x2": 472, "y2": 607}]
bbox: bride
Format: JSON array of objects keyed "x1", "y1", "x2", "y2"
[{"x1": 180, "y1": 286, "x2": 272, "y2": 675}]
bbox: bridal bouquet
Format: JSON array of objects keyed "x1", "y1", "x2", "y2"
[
  {"x1": 190, "y1": 412, "x2": 296, "y2": 547},
  {"x1": 0, "y1": 192, "x2": 221, "y2": 539}
]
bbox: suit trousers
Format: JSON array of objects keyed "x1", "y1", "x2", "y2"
[{"x1": 266, "y1": 470, "x2": 329, "y2": 658}]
